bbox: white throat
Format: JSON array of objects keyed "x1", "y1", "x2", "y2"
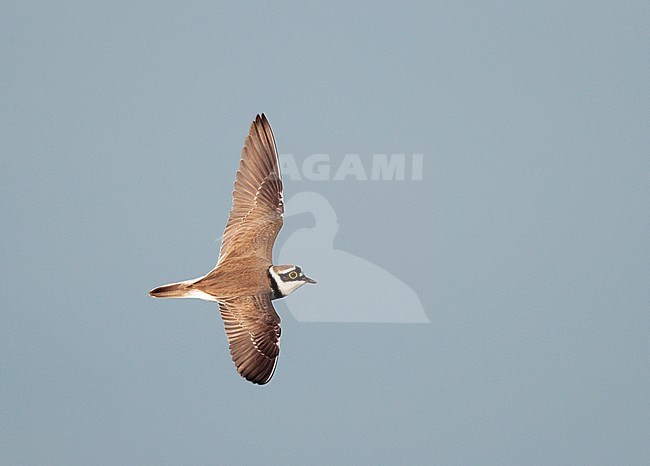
[{"x1": 269, "y1": 266, "x2": 305, "y2": 298}]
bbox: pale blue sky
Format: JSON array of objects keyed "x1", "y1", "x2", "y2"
[{"x1": 1, "y1": 2, "x2": 649, "y2": 464}]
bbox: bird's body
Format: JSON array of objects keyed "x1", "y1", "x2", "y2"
[
  {"x1": 200, "y1": 256, "x2": 275, "y2": 301},
  {"x1": 149, "y1": 114, "x2": 316, "y2": 385}
]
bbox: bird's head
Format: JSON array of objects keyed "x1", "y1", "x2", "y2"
[{"x1": 269, "y1": 265, "x2": 317, "y2": 298}]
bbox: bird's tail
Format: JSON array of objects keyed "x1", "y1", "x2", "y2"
[{"x1": 149, "y1": 279, "x2": 198, "y2": 299}]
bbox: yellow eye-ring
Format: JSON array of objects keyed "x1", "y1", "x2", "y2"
[{"x1": 288, "y1": 271, "x2": 298, "y2": 279}]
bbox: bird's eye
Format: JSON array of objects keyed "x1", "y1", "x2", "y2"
[{"x1": 288, "y1": 271, "x2": 298, "y2": 279}]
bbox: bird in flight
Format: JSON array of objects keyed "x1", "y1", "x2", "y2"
[{"x1": 149, "y1": 114, "x2": 316, "y2": 385}]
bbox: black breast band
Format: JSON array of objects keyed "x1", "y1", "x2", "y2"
[{"x1": 268, "y1": 269, "x2": 283, "y2": 299}]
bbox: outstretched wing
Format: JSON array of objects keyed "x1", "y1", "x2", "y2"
[
  {"x1": 218, "y1": 294, "x2": 281, "y2": 385},
  {"x1": 218, "y1": 114, "x2": 283, "y2": 264}
]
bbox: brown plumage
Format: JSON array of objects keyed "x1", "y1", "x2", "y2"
[
  {"x1": 219, "y1": 296, "x2": 280, "y2": 384},
  {"x1": 149, "y1": 114, "x2": 316, "y2": 385}
]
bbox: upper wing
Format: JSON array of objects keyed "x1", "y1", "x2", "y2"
[
  {"x1": 218, "y1": 294, "x2": 281, "y2": 385},
  {"x1": 217, "y1": 114, "x2": 283, "y2": 264}
]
